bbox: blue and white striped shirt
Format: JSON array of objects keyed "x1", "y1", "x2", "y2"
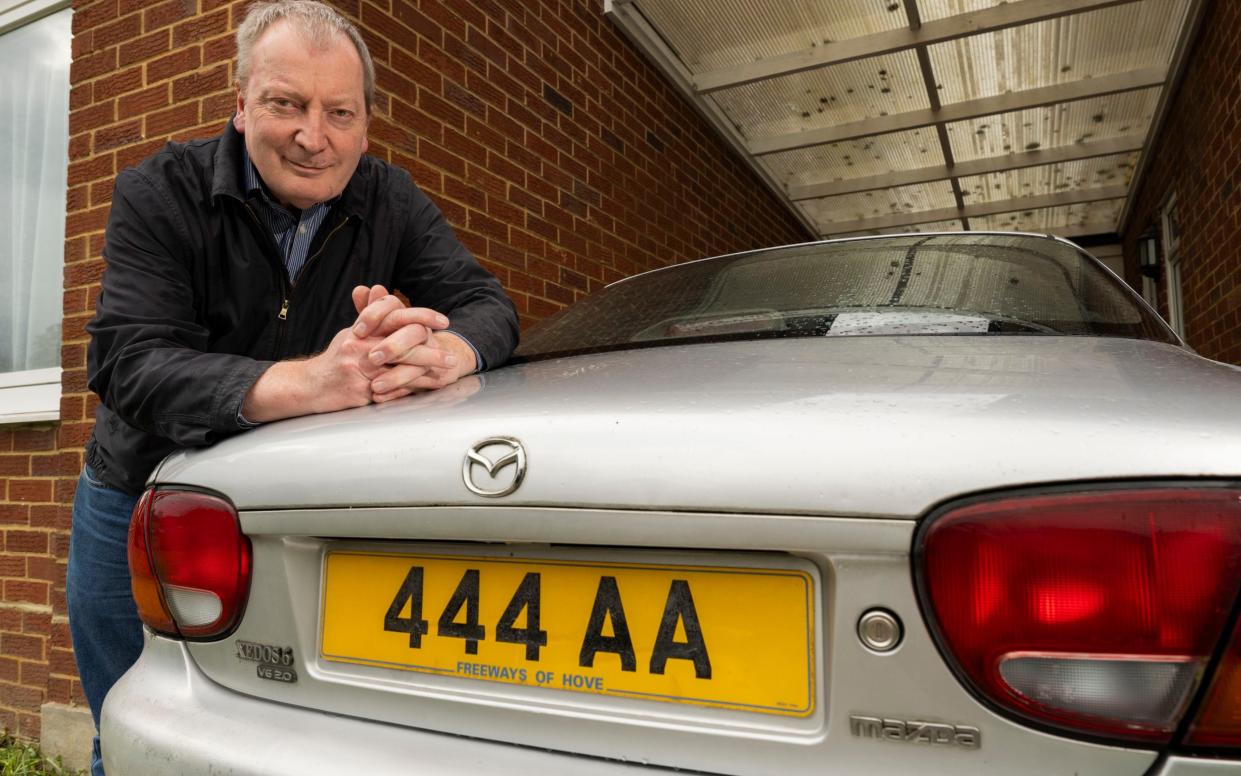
[{"x1": 242, "y1": 148, "x2": 334, "y2": 283}]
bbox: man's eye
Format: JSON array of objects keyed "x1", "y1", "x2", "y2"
[
  {"x1": 332, "y1": 109, "x2": 353, "y2": 120},
  {"x1": 271, "y1": 98, "x2": 295, "y2": 109}
]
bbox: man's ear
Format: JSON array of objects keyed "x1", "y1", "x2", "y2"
[{"x1": 233, "y1": 86, "x2": 247, "y2": 134}]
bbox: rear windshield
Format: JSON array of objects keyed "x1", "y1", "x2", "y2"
[{"x1": 517, "y1": 234, "x2": 1179, "y2": 360}]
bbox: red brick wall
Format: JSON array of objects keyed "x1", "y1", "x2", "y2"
[
  {"x1": 0, "y1": 0, "x2": 809, "y2": 738},
  {"x1": 1123, "y1": 0, "x2": 1241, "y2": 365},
  {"x1": 0, "y1": 423, "x2": 70, "y2": 739}
]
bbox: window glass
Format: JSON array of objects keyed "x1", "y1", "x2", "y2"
[
  {"x1": 518, "y1": 234, "x2": 1180, "y2": 360},
  {"x1": 0, "y1": 7, "x2": 71, "y2": 373}
]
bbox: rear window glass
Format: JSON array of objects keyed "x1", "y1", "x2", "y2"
[{"x1": 517, "y1": 234, "x2": 1178, "y2": 360}]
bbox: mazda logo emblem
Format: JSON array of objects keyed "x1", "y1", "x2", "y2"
[{"x1": 462, "y1": 437, "x2": 527, "y2": 497}]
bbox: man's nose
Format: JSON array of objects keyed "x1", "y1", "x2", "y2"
[{"x1": 295, "y1": 111, "x2": 328, "y2": 154}]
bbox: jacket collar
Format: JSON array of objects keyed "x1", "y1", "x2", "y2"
[{"x1": 211, "y1": 118, "x2": 368, "y2": 218}]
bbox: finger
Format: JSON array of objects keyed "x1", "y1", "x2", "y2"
[
  {"x1": 351, "y1": 294, "x2": 404, "y2": 338},
  {"x1": 368, "y1": 284, "x2": 388, "y2": 307},
  {"x1": 372, "y1": 368, "x2": 457, "y2": 402},
  {"x1": 370, "y1": 363, "x2": 431, "y2": 395},
  {"x1": 410, "y1": 372, "x2": 453, "y2": 390},
  {"x1": 390, "y1": 342, "x2": 458, "y2": 371},
  {"x1": 336, "y1": 330, "x2": 387, "y2": 359},
  {"x1": 389, "y1": 374, "x2": 452, "y2": 396},
  {"x1": 351, "y1": 285, "x2": 370, "y2": 315},
  {"x1": 366, "y1": 323, "x2": 429, "y2": 365},
  {"x1": 364, "y1": 306, "x2": 452, "y2": 340},
  {"x1": 371, "y1": 386, "x2": 414, "y2": 404},
  {"x1": 336, "y1": 334, "x2": 393, "y2": 379},
  {"x1": 357, "y1": 357, "x2": 394, "y2": 381}
]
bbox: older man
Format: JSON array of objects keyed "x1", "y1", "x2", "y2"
[{"x1": 66, "y1": 2, "x2": 518, "y2": 773}]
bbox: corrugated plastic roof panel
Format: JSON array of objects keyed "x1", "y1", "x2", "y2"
[
  {"x1": 945, "y1": 88, "x2": 1161, "y2": 161},
  {"x1": 860, "y1": 219, "x2": 969, "y2": 235},
  {"x1": 762, "y1": 128, "x2": 946, "y2": 186},
  {"x1": 928, "y1": 0, "x2": 1189, "y2": 104},
  {"x1": 958, "y1": 153, "x2": 1141, "y2": 204},
  {"x1": 710, "y1": 50, "x2": 928, "y2": 141},
  {"x1": 606, "y1": 0, "x2": 1203, "y2": 240},
  {"x1": 917, "y1": 0, "x2": 1005, "y2": 23},
  {"x1": 969, "y1": 199, "x2": 1126, "y2": 233},
  {"x1": 800, "y1": 180, "x2": 958, "y2": 229},
  {"x1": 634, "y1": 0, "x2": 910, "y2": 73}
]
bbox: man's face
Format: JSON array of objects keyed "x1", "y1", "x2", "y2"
[{"x1": 233, "y1": 20, "x2": 369, "y2": 210}]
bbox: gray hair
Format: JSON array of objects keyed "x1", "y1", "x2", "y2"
[{"x1": 235, "y1": 0, "x2": 376, "y2": 114}]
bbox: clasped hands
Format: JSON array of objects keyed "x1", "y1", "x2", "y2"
[
  {"x1": 343, "y1": 283, "x2": 474, "y2": 403},
  {"x1": 242, "y1": 285, "x2": 475, "y2": 423}
]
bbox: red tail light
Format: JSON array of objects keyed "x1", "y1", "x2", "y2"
[
  {"x1": 916, "y1": 488, "x2": 1241, "y2": 745},
  {"x1": 128, "y1": 488, "x2": 252, "y2": 640}
]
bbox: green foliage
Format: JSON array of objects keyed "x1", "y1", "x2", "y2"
[{"x1": 0, "y1": 734, "x2": 82, "y2": 776}]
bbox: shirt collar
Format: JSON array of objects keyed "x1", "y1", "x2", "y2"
[{"x1": 241, "y1": 144, "x2": 265, "y2": 200}]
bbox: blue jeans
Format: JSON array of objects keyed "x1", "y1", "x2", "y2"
[{"x1": 67, "y1": 466, "x2": 143, "y2": 776}]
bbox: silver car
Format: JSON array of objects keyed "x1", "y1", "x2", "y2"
[{"x1": 103, "y1": 233, "x2": 1241, "y2": 775}]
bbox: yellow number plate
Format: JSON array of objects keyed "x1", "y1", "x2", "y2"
[{"x1": 320, "y1": 552, "x2": 815, "y2": 716}]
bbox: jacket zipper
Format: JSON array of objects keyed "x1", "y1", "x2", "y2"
[
  {"x1": 243, "y1": 203, "x2": 351, "y2": 354},
  {"x1": 276, "y1": 213, "x2": 351, "y2": 325},
  {"x1": 243, "y1": 203, "x2": 293, "y2": 355},
  {"x1": 243, "y1": 203, "x2": 291, "y2": 308}
]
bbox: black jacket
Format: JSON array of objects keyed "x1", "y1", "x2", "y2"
[{"x1": 86, "y1": 122, "x2": 519, "y2": 494}]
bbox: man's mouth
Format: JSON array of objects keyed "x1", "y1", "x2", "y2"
[{"x1": 285, "y1": 159, "x2": 329, "y2": 172}]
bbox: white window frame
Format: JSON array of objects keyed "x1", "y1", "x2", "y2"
[
  {"x1": 0, "y1": 0, "x2": 71, "y2": 425},
  {"x1": 0, "y1": 0, "x2": 66, "y2": 35},
  {"x1": 1160, "y1": 194, "x2": 1185, "y2": 339},
  {"x1": 0, "y1": 368, "x2": 61, "y2": 424}
]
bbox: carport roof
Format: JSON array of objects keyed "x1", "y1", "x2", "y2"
[{"x1": 605, "y1": 0, "x2": 1206, "y2": 239}]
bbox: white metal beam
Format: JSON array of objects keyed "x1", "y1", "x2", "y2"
[
  {"x1": 833, "y1": 219, "x2": 1122, "y2": 240},
  {"x1": 751, "y1": 67, "x2": 1167, "y2": 156},
  {"x1": 693, "y1": 0, "x2": 1140, "y2": 94},
  {"x1": 828, "y1": 220, "x2": 1120, "y2": 238},
  {"x1": 816, "y1": 185, "x2": 1129, "y2": 235},
  {"x1": 1049, "y1": 221, "x2": 1124, "y2": 239},
  {"x1": 789, "y1": 135, "x2": 1146, "y2": 201}
]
